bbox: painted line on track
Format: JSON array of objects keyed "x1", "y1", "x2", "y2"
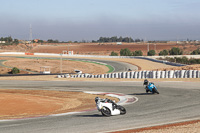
[{"x1": 84, "y1": 91, "x2": 138, "y2": 105}]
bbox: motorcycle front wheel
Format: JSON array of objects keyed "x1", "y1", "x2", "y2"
[
  {"x1": 152, "y1": 88, "x2": 159, "y2": 94},
  {"x1": 118, "y1": 105, "x2": 126, "y2": 115},
  {"x1": 101, "y1": 107, "x2": 111, "y2": 117}
]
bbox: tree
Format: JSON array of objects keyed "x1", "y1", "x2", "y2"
[
  {"x1": 110, "y1": 51, "x2": 118, "y2": 56},
  {"x1": 159, "y1": 49, "x2": 169, "y2": 56},
  {"x1": 38, "y1": 40, "x2": 44, "y2": 43},
  {"x1": 147, "y1": 50, "x2": 156, "y2": 56},
  {"x1": 97, "y1": 36, "x2": 134, "y2": 43},
  {"x1": 0, "y1": 36, "x2": 13, "y2": 43},
  {"x1": 169, "y1": 47, "x2": 183, "y2": 55},
  {"x1": 11, "y1": 67, "x2": 20, "y2": 74},
  {"x1": 122, "y1": 37, "x2": 130, "y2": 42},
  {"x1": 13, "y1": 39, "x2": 19, "y2": 44},
  {"x1": 120, "y1": 48, "x2": 132, "y2": 56},
  {"x1": 47, "y1": 39, "x2": 59, "y2": 43},
  {"x1": 47, "y1": 39, "x2": 53, "y2": 43}
]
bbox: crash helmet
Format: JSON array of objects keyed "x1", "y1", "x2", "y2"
[
  {"x1": 143, "y1": 79, "x2": 149, "y2": 85},
  {"x1": 95, "y1": 97, "x2": 100, "y2": 103}
]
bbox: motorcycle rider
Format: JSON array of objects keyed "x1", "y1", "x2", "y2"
[
  {"x1": 143, "y1": 79, "x2": 149, "y2": 93},
  {"x1": 95, "y1": 97, "x2": 117, "y2": 110},
  {"x1": 105, "y1": 98, "x2": 117, "y2": 110},
  {"x1": 143, "y1": 79, "x2": 159, "y2": 94}
]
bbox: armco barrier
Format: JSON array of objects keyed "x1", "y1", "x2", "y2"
[{"x1": 60, "y1": 70, "x2": 200, "y2": 79}]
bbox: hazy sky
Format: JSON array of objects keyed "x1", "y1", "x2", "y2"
[{"x1": 0, "y1": 0, "x2": 200, "y2": 41}]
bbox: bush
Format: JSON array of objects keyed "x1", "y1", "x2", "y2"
[
  {"x1": 160, "y1": 57, "x2": 200, "y2": 65},
  {"x1": 120, "y1": 48, "x2": 132, "y2": 56},
  {"x1": 147, "y1": 50, "x2": 156, "y2": 56},
  {"x1": 134, "y1": 50, "x2": 143, "y2": 56},
  {"x1": 11, "y1": 67, "x2": 20, "y2": 74},
  {"x1": 169, "y1": 47, "x2": 183, "y2": 55},
  {"x1": 191, "y1": 49, "x2": 200, "y2": 55},
  {"x1": 110, "y1": 51, "x2": 118, "y2": 56},
  {"x1": 159, "y1": 49, "x2": 168, "y2": 56}
]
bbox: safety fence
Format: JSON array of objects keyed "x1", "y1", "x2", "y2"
[{"x1": 58, "y1": 70, "x2": 200, "y2": 79}]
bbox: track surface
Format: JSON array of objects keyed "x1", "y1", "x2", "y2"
[{"x1": 0, "y1": 80, "x2": 200, "y2": 133}]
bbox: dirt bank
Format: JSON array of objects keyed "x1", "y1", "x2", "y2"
[{"x1": 0, "y1": 89, "x2": 118, "y2": 120}]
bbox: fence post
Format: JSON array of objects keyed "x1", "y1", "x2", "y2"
[
  {"x1": 180, "y1": 70, "x2": 185, "y2": 78},
  {"x1": 134, "y1": 71, "x2": 138, "y2": 79},
  {"x1": 197, "y1": 71, "x2": 200, "y2": 78},
  {"x1": 157, "y1": 71, "x2": 161, "y2": 79},
  {"x1": 160, "y1": 71, "x2": 165, "y2": 78},
  {"x1": 138, "y1": 71, "x2": 142, "y2": 79},
  {"x1": 127, "y1": 72, "x2": 130, "y2": 78},
  {"x1": 174, "y1": 70, "x2": 178, "y2": 78},
  {"x1": 169, "y1": 70, "x2": 174, "y2": 78},
  {"x1": 188, "y1": 70, "x2": 192, "y2": 78},
  {"x1": 193, "y1": 70, "x2": 197, "y2": 78},
  {"x1": 133, "y1": 71, "x2": 136, "y2": 78},
  {"x1": 146, "y1": 71, "x2": 150, "y2": 78},
  {"x1": 152, "y1": 71, "x2": 156, "y2": 79},
  {"x1": 142, "y1": 71, "x2": 146, "y2": 79}
]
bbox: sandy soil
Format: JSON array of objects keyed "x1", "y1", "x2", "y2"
[
  {"x1": 0, "y1": 57, "x2": 109, "y2": 74},
  {"x1": 0, "y1": 89, "x2": 118, "y2": 120},
  {"x1": 30, "y1": 43, "x2": 200, "y2": 55},
  {"x1": 153, "y1": 64, "x2": 200, "y2": 71},
  {"x1": 1, "y1": 42, "x2": 200, "y2": 56}
]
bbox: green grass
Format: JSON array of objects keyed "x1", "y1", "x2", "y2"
[{"x1": 105, "y1": 65, "x2": 114, "y2": 73}]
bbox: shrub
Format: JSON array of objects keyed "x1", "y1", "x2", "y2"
[
  {"x1": 191, "y1": 49, "x2": 200, "y2": 55},
  {"x1": 169, "y1": 47, "x2": 183, "y2": 55},
  {"x1": 11, "y1": 67, "x2": 20, "y2": 74},
  {"x1": 159, "y1": 49, "x2": 168, "y2": 56},
  {"x1": 120, "y1": 48, "x2": 132, "y2": 56},
  {"x1": 110, "y1": 51, "x2": 118, "y2": 56},
  {"x1": 161, "y1": 57, "x2": 200, "y2": 65},
  {"x1": 134, "y1": 50, "x2": 143, "y2": 56},
  {"x1": 147, "y1": 50, "x2": 156, "y2": 56}
]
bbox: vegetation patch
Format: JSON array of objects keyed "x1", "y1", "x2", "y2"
[
  {"x1": 11, "y1": 67, "x2": 20, "y2": 74},
  {"x1": 158, "y1": 56, "x2": 200, "y2": 65}
]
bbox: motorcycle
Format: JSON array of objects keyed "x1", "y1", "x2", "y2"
[
  {"x1": 144, "y1": 79, "x2": 159, "y2": 94},
  {"x1": 95, "y1": 97, "x2": 126, "y2": 117}
]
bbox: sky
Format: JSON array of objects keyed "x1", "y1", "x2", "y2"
[{"x1": 0, "y1": 0, "x2": 200, "y2": 41}]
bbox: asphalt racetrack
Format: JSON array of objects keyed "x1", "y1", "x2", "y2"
[{"x1": 0, "y1": 80, "x2": 200, "y2": 133}]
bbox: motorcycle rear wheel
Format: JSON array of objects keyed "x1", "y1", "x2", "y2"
[{"x1": 101, "y1": 107, "x2": 111, "y2": 117}]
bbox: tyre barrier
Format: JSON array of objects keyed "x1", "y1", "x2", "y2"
[{"x1": 57, "y1": 70, "x2": 200, "y2": 79}]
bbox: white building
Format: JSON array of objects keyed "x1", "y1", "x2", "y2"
[{"x1": 0, "y1": 41, "x2": 6, "y2": 44}]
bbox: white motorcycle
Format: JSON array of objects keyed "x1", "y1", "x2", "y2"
[{"x1": 95, "y1": 97, "x2": 126, "y2": 116}]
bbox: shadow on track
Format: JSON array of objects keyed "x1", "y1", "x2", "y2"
[
  {"x1": 75, "y1": 114, "x2": 103, "y2": 118},
  {"x1": 129, "y1": 93, "x2": 155, "y2": 95}
]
